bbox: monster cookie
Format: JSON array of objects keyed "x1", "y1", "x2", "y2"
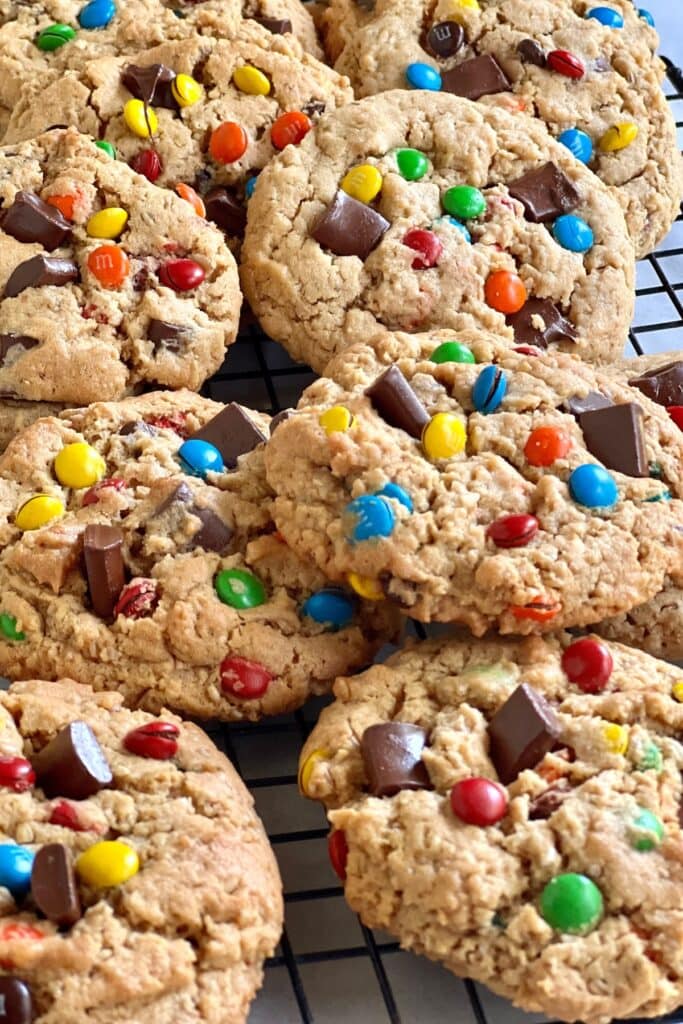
[
  {"x1": 264, "y1": 328, "x2": 683, "y2": 632},
  {"x1": 5, "y1": 28, "x2": 353, "y2": 253},
  {"x1": 242, "y1": 90, "x2": 635, "y2": 371},
  {"x1": 0, "y1": 676, "x2": 282, "y2": 1022},
  {"x1": 299, "y1": 633, "x2": 683, "y2": 1024},
  {"x1": 0, "y1": 390, "x2": 397, "y2": 720},
  {"x1": 317, "y1": 0, "x2": 680, "y2": 257},
  {"x1": 0, "y1": 400, "x2": 67, "y2": 455},
  {"x1": 0, "y1": 127, "x2": 240, "y2": 404}
]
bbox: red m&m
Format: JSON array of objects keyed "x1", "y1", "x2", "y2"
[
  {"x1": 130, "y1": 149, "x2": 162, "y2": 182},
  {"x1": 124, "y1": 722, "x2": 180, "y2": 760},
  {"x1": 82, "y1": 477, "x2": 126, "y2": 507},
  {"x1": 547, "y1": 50, "x2": 585, "y2": 79},
  {"x1": 561, "y1": 637, "x2": 613, "y2": 693},
  {"x1": 0, "y1": 757, "x2": 35, "y2": 793},
  {"x1": 450, "y1": 778, "x2": 508, "y2": 826},
  {"x1": 328, "y1": 830, "x2": 348, "y2": 880},
  {"x1": 486, "y1": 514, "x2": 539, "y2": 548},
  {"x1": 220, "y1": 655, "x2": 272, "y2": 699},
  {"x1": 159, "y1": 259, "x2": 205, "y2": 292},
  {"x1": 402, "y1": 229, "x2": 443, "y2": 269}
]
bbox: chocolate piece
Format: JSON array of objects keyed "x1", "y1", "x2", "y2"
[
  {"x1": 0, "y1": 978, "x2": 33, "y2": 1023},
  {"x1": 32, "y1": 721, "x2": 113, "y2": 799},
  {"x1": 1, "y1": 191, "x2": 71, "y2": 251},
  {"x1": 629, "y1": 361, "x2": 683, "y2": 408},
  {"x1": 565, "y1": 391, "x2": 614, "y2": 417},
  {"x1": 31, "y1": 843, "x2": 81, "y2": 927},
  {"x1": 254, "y1": 16, "x2": 293, "y2": 34},
  {"x1": 442, "y1": 54, "x2": 511, "y2": 100},
  {"x1": 4, "y1": 254, "x2": 79, "y2": 299},
  {"x1": 487, "y1": 684, "x2": 560, "y2": 784},
  {"x1": 83, "y1": 524, "x2": 126, "y2": 619},
  {"x1": 204, "y1": 187, "x2": 247, "y2": 238},
  {"x1": 593, "y1": 56, "x2": 611, "y2": 72},
  {"x1": 517, "y1": 38, "x2": 546, "y2": 66},
  {"x1": 311, "y1": 190, "x2": 389, "y2": 260},
  {"x1": 0, "y1": 334, "x2": 39, "y2": 364},
  {"x1": 154, "y1": 481, "x2": 193, "y2": 517},
  {"x1": 424, "y1": 21, "x2": 464, "y2": 58},
  {"x1": 190, "y1": 507, "x2": 233, "y2": 553},
  {"x1": 191, "y1": 403, "x2": 267, "y2": 468},
  {"x1": 508, "y1": 162, "x2": 580, "y2": 223},
  {"x1": 579, "y1": 402, "x2": 648, "y2": 477},
  {"x1": 121, "y1": 63, "x2": 177, "y2": 109},
  {"x1": 119, "y1": 420, "x2": 156, "y2": 437},
  {"x1": 529, "y1": 780, "x2": 571, "y2": 820},
  {"x1": 270, "y1": 409, "x2": 293, "y2": 435},
  {"x1": 507, "y1": 298, "x2": 577, "y2": 349},
  {"x1": 148, "y1": 318, "x2": 191, "y2": 354},
  {"x1": 302, "y1": 100, "x2": 326, "y2": 118},
  {"x1": 365, "y1": 365, "x2": 430, "y2": 438},
  {"x1": 360, "y1": 722, "x2": 431, "y2": 797}
]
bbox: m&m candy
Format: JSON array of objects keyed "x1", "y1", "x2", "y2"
[
  {"x1": 450, "y1": 778, "x2": 508, "y2": 826},
  {"x1": 171, "y1": 74, "x2": 204, "y2": 108},
  {"x1": 123, "y1": 99, "x2": 157, "y2": 138},
  {"x1": 553, "y1": 214, "x2": 594, "y2": 253},
  {"x1": 95, "y1": 140, "x2": 116, "y2": 159},
  {"x1": 219, "y1": 655, "x2": 272, "y2": 699},
  {"x1": 561, "y1": 637, "x2": 613, "y2": 693},
  {"x1": 586, "y1": 7, "x2": 624, "y2": 27},
  {"x1": 78, "y1": 0, "x2": 116, "y2": 29},
  {"x1": 54, "y1": 442, "x2": 106, "y2": 489},
  {"x1": 124, "y1": 722, "x2": 179, "y2": 760},
  {"x1": 341, "y1": 165, "x2": 383, "y2": 205},
  {"x1": 547, "y1": 50, "x2": 585, "y2": 79},
  {"x1": 442, "y1": 185, "x2": 486, "y2": 220},
  {"x1": 271, "y1": 111, "x2": 312, "y2": 150},
  {"x1": 178, "y1": 439, "x2": 224, "y2": 478},
  {"x1": 0, "y1": 614, "x2": 25, "y2": 643},
  {"x1": 430, "y1": 341, "x2": 475, "y2": 364},
  {"x1": 403, "y1": 229, "x2": 442, "y2": 269},
  {"x1": 0, "y1": 758, "x2": 35, "y2": 793},
  {"x1": 485, "y1": 271, "x2": 527, "y2": 314},
  {"x1": 540, "y1": 873, "x2": 603, "y2": 933},
  {"x1": 486, "y1": 514, "x2": 539, "y2": 548},
  {"x1": 377, "y1": 483, "x2": 413, "y2": 512},
  {"x1": 159, "y1": 259, "x2": 205, "y2": 291},
  {"x1": 422, "y1": 413, "x2": 466, "y2": 459},
  {"x1": 76, "y1": 841, "x2": 139, "y2": 888},
  {"x1": 345, "y1": 495, "x2": 396, "y2": 542},
  {"x1": 15, "y1": 495, "x2": 65, "y2": 531},
  {"x1": 301, "y1": 589, "x2": 354, "y2": 630},
  {"x1": 599, "y1": 122, "x2": 639, "y2": 153},
  {"x1": 215, "y1": 569, "x2": 266, "y2": 610},
  {"x1": 319, "y1": 406, "x2": 354, "y2": 434},
  {"x1": 558, "y1": 128, "x2": 593, "y2": 164},
  {"x1": 396, "y1": 149, "x2": 429, "y2": 181},
  {"x1": 233, "y1": 65, "x2": 271, "y2": 96},
  {"x1": 328, "y1": 830, "x2": 348, "y2": 880},
  {"x1": 472, "y1": 365, "x2": 507, "y2": 414},
  {"x1": 638, "y1": 9, "x2": 655, "y2": 26},
  {"x1": 524, "y1": 426, "x2": 572, "y2": 466},
  {"x1": 405, "y1": 63, "x2": 442, "y2": 91},
  {"x1": 36, "y1": 24, "x2": 77, "y2": 51},
  {"x1": 0, "y1": 844, "x2": 34, "y2": 898},
  {"x1": 569, "y1": 464, "x2": 618, "y2": 508},
  {"x1": 210, "y1": 122, "x2": 248, "y2": 164},
  {"x1": 130, "y1": 149, "x2": 162, "y2": 181},
  {"x1": 87, "y1": 245, "x2": 130, "y2": 287},
  {"x1": 628, "y1": 809, "x2": 664, "y2": 851}
]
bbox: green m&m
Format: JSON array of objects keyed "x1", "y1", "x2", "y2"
[
  {"x1": 396, "y1": 148, "x2": 429, "y2": 181},
  {"x1": 540, "y1": 873, "x2": 603, "y2": 933},
  {"x1": 628, "y1": 808, "x2": 664, "y2": 851},
  {"x1": 442, "y1": 184, "x2": 486, "y2": 220},
  {"x1": 36, "y1": 23, "x2": 77, "y2": 51},
  {"x1": 430, "y1": 341, "x2": 476, "y2": 365},
  {"x1": 0, "y1": 614, "x2": 24, "y2": 642},
  {"x1": 95, "y1": 140, "x2": 117, "y2": 159},
  {"x1": 215, "y1": 569, "x2": 266, "y2": 610}
]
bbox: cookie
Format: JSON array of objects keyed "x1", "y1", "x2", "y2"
[
  {"x1": 0, "y1": 390, "x2": 398, "y2": 720},
  {"x1": 0, "y1": 400, "x2": 67, "y2": 454},
  {"x1": 264, "y1": 328, "x2": 683, "y2": 632},
  {"x1": 299, "y1": 632, "x2": 683, "y2": 1024},
  {"x1": 0, "y1": 127, "x2": 240, "y2": 404},
  {"x1": 0, "y1": 676, "x2": 282, "y2": 1022},
  {"x1": 241, "y1": 90, "x2": 635, "y2": 372},
  {"x1": 4, "y1": 26, "x2": 353, "y2": 253},
  {"x1": 317, "y1": 0, "x2": 680, "y2": 258}
]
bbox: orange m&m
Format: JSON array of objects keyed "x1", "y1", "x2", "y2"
[
  {"x1": 209, "y1": 122, "x2": 248, "y2": 164},
  {"x1": 510, "y1": 595, "x2": 561, "y2": 622},
  {"x1": 485, "y1": 270, "x2": 527, "y2": 314},
  {"x1": 175, "y1": 183, "x2": 206, "y2": 218},
  {"x1": 524, "y1": 426, "x2": 572, "y2": 467},
  {"x1": 87, "y1": 245, "x2": 130, "y2": 288},
  {"x1": 271, "y1": 111, "x2": 312, "y2": 151},
  {"x1": 47, "y1": 194, "x2": 75, "y2": 220}
]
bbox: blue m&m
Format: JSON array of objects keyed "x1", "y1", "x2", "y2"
[
  {"x1": 586, "y1": 7, "x2": 624, "y2": 28},
  {"x1": 569, "y1": 465, "x2": 618, "y2": 508},
  {"x1": 178, "y1": 439, "x2": 224, "y2": 478},
  {"x1": 78, "y1": 0, "x2": 116, "y2": 28},
  {"x1": 345, "y1": 494, "x2": 395, "y2": 542},
  {"x1": 405, "y1": 63, "x2": 442, "y2": 91},
  {"x1": 638, "y1": 9, "x2": 655, "y2": 26},
  {"x1": 0, "y1": 844, "x2": 34, "y2": 898},
  {"x1": 558, "y1": 128, "x2": 593, "y2": 165},
  {"x1": 245, "y1": 175, "x2": 259, "y2": 199},
  {"x1": 472, "y1": 366, "x2": 507, "y2": 414},
  {"x1": 377, "y1": 482, "x2": 413, "y2": 513},
  {"x1": 553, "y1": 214, "x2": 594, "y2": 253},
  {"x1": 301, "y1": 589, "x2": 354, "y2": 630},
  {"x1": 441, "y1": 216, "x2": 472, "y2": 243}
]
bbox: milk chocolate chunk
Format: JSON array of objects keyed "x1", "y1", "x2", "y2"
[
  {"x1": 119, "y1": 420, "x2": 156, "y2": 437},
  {"x1": 529, "y1": 780, "x2": 571, "y2": 820},
  {"x1": 360, "y1": 722, "x2": 431, "y2": 797},
  {"x1": 488, "y1": 684, "x2": 560, "y2": 784},
  {"x1": 191, "y1": 403, "x2": 267, "y2": 468},
  {"x1": 269, "y1": 409, "x2": 293, "y2": 435},
  {"x1": 190, "y1": 507, "x2": 233, "y2": 553},
  {"x1": 517, "y1": 38, "x2": 546, "y2": 66},
  {"x1": 579, "y1": 403, "x2": 648, "y2": 477},
  {"x1": 148, "y1": 319, "x2": 191, "y2": 354},
  {"x1": 507, "y1": 298, "x2": 577, "y2": 349},
  {"x1": 154, "y1": 481, "x2": 193, "y2": 518},
  {"x1": 83, "y1": 524, "x2": 125, "y2": 619},
  {"x1": 204, "y1": 187, "x2": 247, "y2": 237},
  {"x1": 0, "y1": 334, "x2": 39, "y2": 364},
  {"x1": 4, "y1": 255, "x2": 79, "y2": 298},
  {"x1": 508, "y1": 162, "x2": 580, "y2": 223},
  {"x1": 254, "y1": 16, "x2": 293, "y2": 34},
  {"x1": 424, "y1": 21, "x2": 465, "y2": 58},
  {"x1": 31, "y1": 844, "x2": 81, "y2": 927},
  {"x1": 33, "y1": 721, "x2": 113, "y2": 799},
  {"x1": 0, "y1": 978, "x2": 33, "y2": 1024},
  {"x1": 1, "y1": 191, "x2": 71, "y2": 251},
  {"x1": 565, "y1": 391, "x2": 613, "y2": 417},
  {"x1": 312, "y1": 190, "x2": 389, "y2": 260},
  {"x1": 629, "y1": 361, "x2": 683, "y2": 408},
  {"x1": 122, "y1": 63, "x2": 177, "y2": 108},
  {"x1": 365, "y1": 365, "x2": 430, "y2": 438},
  {"x1": 442, "y1": 54, "x2": 511, "y2": 100}
]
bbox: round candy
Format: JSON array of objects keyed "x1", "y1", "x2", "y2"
[
  {"x1": 450, "y1": 778, "x2": 508, "y2": 826},
  {"x1": 171, "y1": 73, "x2": 204, "y2": 108},
  {"x1": 176, "y1": 183, "x2": 205, "y2": 218},
  {"x1": 341, "y1": 164, "x2": 383, "y2": 205},
  {"x1": 672, "y1": 681, "x2": 683, "y2": 703},
  {"x1": 15, "y1": 494, "x2": 64, "y2": 532},
  {"x1": 403, "y1": 229, "x2": 442, "y2": 269},
  {"x1": 547, "y1": 49, "x2": 585, "y2": 79},
  {"x1": 557, "y1": 128, "x2": 593, "y2": 165},
  {"x1": 0, "y1": 613, "x2": 25, "y2": 643},
  {"x1": 345, "y1": 495, "x2": 395, "y2": 542},
  {"x1": 123, "y1": 98, "x2": 158, "y2": 138},
  {"x1": 0, "y1": 844, "x2": 34, "y2": 898},
  {"x1": 569, "y1": 464, "x2": 618, "y2": 508},
  {"x1": 451, "y1": 0, "x2": 480, "y2": 11},
  {"x1": 442, "y1": 216, "x2": 472, "y2": 242},
  {"x1": 486, "y1": 513, "x2": 539, "y2": 549},
  {"x1": 599, "y1": 122, "x2": 639, "y2": 153},
  {"x1": 422, "y1": 413, "x2": 467, "y2": 459},
  {"x1": 76, "y1": 840, "x2": 139, "y2": 888},
  {"x1": 245, "y1": 175, "x2": 259, "y2": 199},
  {"x1": 219, "y1": 655, "x2": 272, "y2": 699},
  {"x1": 78, "y1": 0, "x2": 116, "y2": 29},
  {"x1": 0, "y1": 758, "x2": 35, "y2": 793},
  {"x1": 210, "y1": 121, "x2": 248, "y2": 164},
  {"x1": 405, "y1": 62, "x2": 442, "y2": 91},
  {"x1": 130, "y1": 149, "x2": 162, "y2": 182},
  {"x1": 561, "y1": 637, "x2": 613, "y2": 693},
  {"x1": 95, "y1": 140, "x2": 116, "y2": 159},
  {"x1": 49, "y1": 801, "x2": 86, "y2": 831},
  {"x1": 124, "y1": 722, "x2": 179, "y2": 760},
  {"x1": 47, "y1": 194, "x2": 75, "y2": 220},
  {"x1": 178, "y1": 439, "x2": 224, "y2": 478},
  {"x1": 159, "y1": 259, "x2": 205, "y2": 292},
  {"x1": 347, "y1": 573, "x2": 384, "y2": 601},
  {"x1": 586, "y1": 7, "x2": 624, "y2": 27},
  {"x1": 637, "y1": 742, "x2": 662, "y2": 772},
  {"x1": 377, "y1": 482, "x2": 413, "y2": 512},
  {"x1": 472, "y1": 365, "x2": 507, "y2": 414},
  {"x1": 328, "y1": 830, "x2": 348, "y2": 881},
  {"x1": 302, "y1": 588, "x2": 354, "y2": 631},
  {"x1": 484, "y1": 271, "x2": 527, "y2": 314},
  {"x1": 54, "y1": 442, "x2": 106, "y2": 489},
  {"x1": 540, "y1": 874, "x2": 603, "y2": 933},
  {"x1": 602, "y1": 721, "x2": 629, "y2": 754},
  {"x1": 553, "y1": 214, "x2": 594, "y2": 253},
  {"x1": 82, "y1": 476, "x2": 126, "y2": 506},
  {"x1": 430, "y1": 341, "x2": 475, "y2": 364},
  {"x1": 510, "y1": 595, "x2": 560, "y2": 622},
  {"x1": 629, "y1": 809, "x2": 664, "y2": 852},
  {"x1": 319, "y1": 406, "x2": 354, "y2": 434},
  {"x1": 524, "y1": 426, "x2": 572, "y2": 467},
  {"x1": 114, "y1": 579, "x2": 158, "y2": 619},
  {"x1": 87, "y1": 245, "x2": 130, "y2": 288},
  {"x1": 638, "y1": 9, "x2": 655, "y2": 26},
  {"x1": 442, "y1": 185, "x2": 486, "y2": 220},
  {"x1": 232, "y1": 65, "x2": 271, "y2": 96},
  {"x1": 299, "y1": 748, "x2": 328, "y2": 796},
  {"x1": 271, "y1": 111, "x2": 312, "y2": 150},
  {"x1": 396, "y1": 148, "x2": 429, "y2": 181},
  {"x1": 36, "y1": 23, "x2": 77, "y2": 51},
  {"x1": 215, "y1": 568, "x2": 266, "y2": 610}
]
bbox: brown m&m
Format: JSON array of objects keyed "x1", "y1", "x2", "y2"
[
  {"x1": 360, "y1": 723, "x2": 431, "y2": 797},
  {"x1": 32, "y1": 721, "x2": 113, "y2": 799},
  {"x1": 424, "y1": 21, "x2": 465, "y2": 58},
  {"x1": 488, "y1": 684, "x2": 560, "y2": 784}
]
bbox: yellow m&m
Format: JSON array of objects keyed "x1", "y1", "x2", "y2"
[
  {"x1": 672, "y1": 681, "x2": 683, "y2": 702},
  {"x1": 341, "y1": 164, "x2": 383, "y2": 205},
  {"x1": 299, "y1": 748, "x2": 329, "y2": 796},
  {"x1": 233, "y1": 65, "x2": 271, "y2": 96},
  {"x1": 319, "y1": 406, "x2": 355, "y2": 435},
  {"x1": 76, "y1": 841, "x2": 139, "y2": 889},
  {"x1": 86, "y1": 207, "x2": 129, "y2": 240},
  {"x1": 123, "y1": 99, "x2": 158, "y2": 138},
  {"x1": 54, "y1": 443, "x2": 106, "y2": 489},
  {"x1": 599, "y1": 122, "x2": 639, "y2": 153},
  {"x1": 15, "y1": 495, "x2": 65, "y2": 532},
  {"x1": 602, "y1": 723, "x2": 629, "y2": 755},
  {"x1": 171, "y1": 73, "x2": 204, "y2": 107},
  {"x1": 422, "y1": 413, "x2": 467, "y2": 460},
  {"x1": 447, "y1": 0, "x2": 480, "y2": 20},
  {"x1": 348, "y1": 573, "x2": 384, "y2": 601}
]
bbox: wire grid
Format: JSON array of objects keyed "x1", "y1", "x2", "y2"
[{"x1": 200, "y1": 63, "x2": 683, "y2": 1024}]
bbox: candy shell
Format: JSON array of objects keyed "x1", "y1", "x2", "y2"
[
  {"x1": 557, "y1": 128, "x2": 593, "y2": 164},
  {"x1": 405, "y1": 62, "x2": 442, "y2": 91},
  {"x1": 78, "y1": 0, "x2": 116, "y2": 29},
  {"x1": 178, "y1": 439, "x2": 224, "y2": 478},
  {"x1": 553, "y1": 214, "x2": 594, "y2": 253},
  {"x1": 568, "y1": 464, "x2": 618, "y2": 508},
  {"x1": 301, "y1": 588, "x2": 354, "y2": 630}
]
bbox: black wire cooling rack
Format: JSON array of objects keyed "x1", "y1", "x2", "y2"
[{"x1": 199, "y1": 63, "x2": 683, "y2": 1024}]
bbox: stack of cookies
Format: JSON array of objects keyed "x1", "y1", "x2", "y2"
[{"x1": 0, "y1": 1, "x2": 680, "y2": 1021}]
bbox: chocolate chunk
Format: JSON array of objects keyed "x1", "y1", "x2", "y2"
[
  {"x1": 119, "y1": 420, "x2": 156, "y2": 437},
  {"x1": 0, "y1": 334, "x2": 39, "y2": 364},
  {"x1": 508, "y1": 162, "x2": 580, "y2": 223},
  {"x1": 148, "y1": 318, "x2": 191, "y2": 354},
  {"x1": 507, "y1": 298, "x2": 577, "y2": 349},
  {"x1": 270, "y1": 409, "x2": 293, "y2": 435},
  {"x1": 1, "y1": 191, "x2": 71, "y2": 251},
  {"x1": 517, "y1": 38, "x2": 546, "y2": 66},
  {"x1": 487, "y1": 684, "x2": 560, "y2": 784},
  {"x1": 190, "y1": 507, "x2": 233, "y2": 553},
  {"x1": 0, "y1": 978, "x2": 33, "y2": 1024},
  {"x1": 204, "y1": 187, "x2": 247, "y2": 238},
  {"x1": 579, "y1": 403, "x2": 648, "y2": 477},
  {"x1": 365, "y1": 365, "x2": 430, "y2": 438},
  {"x1": 4, "y1": 254, "x2": 79, "y2": 299},
  {"x1": 442, "y1": 54, "x2": 511, "y2": 100},
  {"x1": 154, "y1": 481, "x2": 193, "y2": 518},
  {"x1": 254, "y1": 16, "x2": 293, "y2": 34},
  {"x1": 593, "y1": 56, "x2": 611, "y2": 72},
  {"x1": 121, "y1": 63, "x2": 177, "y2": 109},
  {"x1": 311, "y1": 190, "x2": 390, "y2": 260},
  {"x1": 302, "y1": 100, "x2": 326, "y2": 118},
  {"x1": 629, "y1": 361, "x2": 683, "y2": 409},
  {"x1": 424, "y1": 21, "x2": 464, "y2": 58},
  {"x1": 31, "y1": 844, "x2": 81, "y2": 927},
  {"x1": 83, "y1": 524, "x2": 126, "y2": 619},
  {"x1": 565, "y1": 391, "x2": 614, "y2": 417},
  {"x1": 32, "y1": 721, "x2": 113, "y2": 799},
  {"x1": 191, "y1": 403, "x2": 267, "y2": 468},
  {"x1": 529, "y1": 780, "x2": 571, "y2": 820},
  {"x1": 360, "y1": 723, "x2": 432, "y2": 797}
]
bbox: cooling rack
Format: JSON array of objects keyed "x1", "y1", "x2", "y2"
[{"x1": 199, "y1": 61, "x2": 683, "y2": 1024}]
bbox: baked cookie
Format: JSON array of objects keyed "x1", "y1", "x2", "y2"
[
  {"x1": 0, "y1": 400, "x2": 67, "y2": 455},
  {"x1": 0, "y1": 676, "x2": 282, "y2": 1022},
  {"x1": 264, "y1": 328, "x2": 683, "y2": 632},
  {"x1": 317, "y1": 0, "x2": 679, "y2": 257},
  {"x1": 0, "y1": 390, "x2": 398, "y2": 721},
  {"x1": 241, "y1": 90, "x2": 635, "y2": 372},
  {"x1": 299, "y1": 632, "x2": 683, "y2": 1024},
  {"x1": 0, "y1": 127, "x2": 240, "y2": 404},
  {"x1": 5, "y1": 27, "x2": 353, "y2": 253}
]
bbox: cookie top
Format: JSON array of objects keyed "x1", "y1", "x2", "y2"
[
  {"x1": 5, "y1": 28, "x2": 353, "y2": 253},
  {"x1": 264, "y1": 328, "x2": 683, "y2": 632},
  {"x1": 318, "y1": 0, "x2": 679, "y2": 258},
  {"x1": 0, "y1": 127, "x2": 240, "y2": 404},
  {"x1": 241, "y1": 90, "x2": 635, "y2": 372},
  {"x1": 300, "y1": 632, "x2": 683, "y2": 1024},
  {"x1": 0, "y1": 390, "x2": 397, "y2": 721},
  {"x1": 0, "y1": 676, "x2": 282, "y2": 1023}
]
